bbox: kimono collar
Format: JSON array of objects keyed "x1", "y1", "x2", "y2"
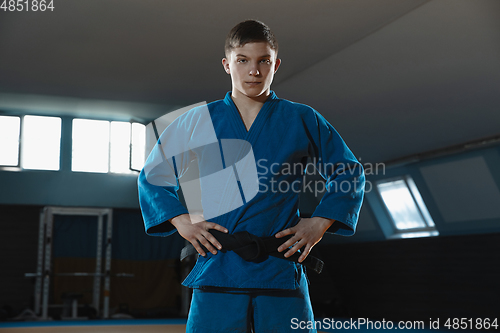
[
  {"x1": 223, "y1": 90, "x2": 279, "y2": 107},
  {"x1": 223, "y1": 90, "x2": 280, "y2": 141}
]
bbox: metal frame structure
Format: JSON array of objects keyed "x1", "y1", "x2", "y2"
[{"x1": 32, "y1": 206, "x2": 113, "y2": 320}]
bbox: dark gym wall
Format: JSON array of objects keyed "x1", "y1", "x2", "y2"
[
  {"x1": 0, "y1": 205, "x2": 41, "y2": 315},
  {"x1": 311, "y1": 232, "x2": 500, "y2": 322},
  {"x1": 0, "y1": 170, "x2": 139, "y2": 208}
]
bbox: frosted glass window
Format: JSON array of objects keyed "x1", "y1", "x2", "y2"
[
  {"x1": 22, "y1": 116, "x2": 61, "y2": 170},
  {"x1": 131, "y1": 123, "x2": 146, "y2": 171},
  {"x1": 0, "y1": 116, "x2": 21, "y2": 166},
  {"x1": 377, "y1": 179, "x2": 427, "y2": 230},
  {"x1": 72, "y1": 119, "x2": 109, "y2": 173},
  {"x1": 110, "y1": 121, "x2": 131, "y2": 173},
  {"x1": 407, "y1": 177, "x2": 435, "y2": 227},
  {"x1": 72, "y1": 119, "x2": 146, "y2": 174}
]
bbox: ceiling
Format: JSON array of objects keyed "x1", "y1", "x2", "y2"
[{"x1": 0, "y1": 0, "x2": 499, "y2": 163}]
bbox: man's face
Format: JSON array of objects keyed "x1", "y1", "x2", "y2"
[{"x1": 222, "y1": 42, "x2": 281, "y2": 100}]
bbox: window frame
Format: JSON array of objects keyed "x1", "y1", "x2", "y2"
[
  {"x1": 21, "y1": 115, "x2": 62, "y2": 171},
  {"x1": 1, "y1": 114, "x2": 63, "y2": 171},
  {"x1": 71, "y1": 118, "x2": 145, "y2": 174},
  {"x1": 129, "y1": 122, "x2": 146, "y2": 173},
  {"x1": 375, "y1": 175, "x2": 438, "y2": 238},
  {"x1": 1, "y1": 113, "x2": 146, "y2": 174},
  {"x1": 71, "y1": 118, "x2": 111, "y2": 173},
  {"x1": 0, "y1": 114, "x2": 22, "y2": 168}
]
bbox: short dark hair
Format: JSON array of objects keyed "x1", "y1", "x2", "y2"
[{"x1": 225, "y1": 20, "x2": 278, "y2": 57}]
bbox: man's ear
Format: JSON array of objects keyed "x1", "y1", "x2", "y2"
[
  {"x1": 222, "y1": 58, "x2": 230, "y2": 74},
  {"x1": 274, "y1": 58, "x2": 281, "y2": 73}
]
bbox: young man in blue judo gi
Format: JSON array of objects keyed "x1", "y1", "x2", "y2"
[{"x1": 138, "y1": 20, "x2": 365, "y2": 333}]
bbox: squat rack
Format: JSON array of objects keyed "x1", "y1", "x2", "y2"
[{"x1": 28, "y1": 206, "x2": 113, "y2": 320}]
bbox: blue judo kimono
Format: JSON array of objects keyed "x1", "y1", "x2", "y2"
[{"x1": 138, "y1": 90, "x2": 365, "y2": 291}]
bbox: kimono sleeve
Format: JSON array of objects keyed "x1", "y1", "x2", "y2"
[
  {"x1": 307, "y1": 109, "x2": 365, "y2": 236},
  {"x1": 138, "y1": 153, "x2": 189, "y2": 237},
  {"x1": 138, "y1": 105, "x2": 217, "y2": 236}
]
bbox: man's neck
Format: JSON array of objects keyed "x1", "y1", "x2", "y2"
[
  {"x1": 231, "y1": 89, "x2": 269, "y2": 117},
  {"x1": 231, "y1": 89, "x2": 271, "y2": 131}
]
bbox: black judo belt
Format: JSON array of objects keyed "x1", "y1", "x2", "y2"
[{"x1": 180, "y1": 230, "x2": 324, "y2": 274}]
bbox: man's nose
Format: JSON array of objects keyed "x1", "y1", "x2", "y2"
[{"x1": 249, "y1": 65, "x2": 260, "y2": 76}]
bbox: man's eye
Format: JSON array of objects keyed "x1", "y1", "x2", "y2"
[
  {"x1": 237, "y1": 59, "x2": 247, "y2": 63},
  {"x1": 260, "y1": 59, "x2": 271, "y2": 64}
]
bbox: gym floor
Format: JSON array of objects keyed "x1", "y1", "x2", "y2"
[
  {"x1": 0, "y1": 319, "x2": 461, "y2": 333},
  {"x1": 0, "y1": 319, "x2": 186, "y2": 333},
  {"x1": 0, "y1": 318, "x2": 340, "y2": 333}
]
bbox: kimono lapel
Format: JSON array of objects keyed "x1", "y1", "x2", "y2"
[{"x1": 223, "y1": 91, "x2": 279, "y2": 144}]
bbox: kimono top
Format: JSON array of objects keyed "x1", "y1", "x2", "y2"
[{"x1": 138, "y1": 91, "x2": 365, "y2": 289}]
